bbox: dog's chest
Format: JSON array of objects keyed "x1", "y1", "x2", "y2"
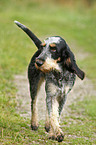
[{"x1": 45, "y1": 71, "x2": 76, "y2": 96}]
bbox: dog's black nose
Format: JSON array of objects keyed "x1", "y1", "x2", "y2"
[{"x1": 35, "y1": 59, "x2": 44, "y2": 67}]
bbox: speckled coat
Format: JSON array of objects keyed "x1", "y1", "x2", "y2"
[{"x1": 15, "y1": 21, "x2": 85, "y2": 142}]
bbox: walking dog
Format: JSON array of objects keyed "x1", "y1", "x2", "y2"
[{"x1": 14, "y1": 21, "x2": 85, "y2": 142}]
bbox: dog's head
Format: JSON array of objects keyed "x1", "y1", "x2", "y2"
[
  {"x1": 35, "y1": 36, "x2": 85, "y2": 80},
  {"x1": 14, "y1": 21, "x2": 85, "y2": 80}
]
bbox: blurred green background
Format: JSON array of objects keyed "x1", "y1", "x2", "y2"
[{"x1": 0, "y1": 0, "x2": 96, "y2": 144}]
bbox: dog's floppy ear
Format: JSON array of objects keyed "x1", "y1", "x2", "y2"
[{"x1": 64, "y1": 46, "x2": 85, "y2": 80}]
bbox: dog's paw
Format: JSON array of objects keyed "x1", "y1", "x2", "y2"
[
  {"x1": 31, "y1": 124, "x2": 38, "y2": 131},
  {"x1": 45, "y1": 125, "x2": 50, "y2": 132},
  {"x1": 56, "y1": 133, "x2": 64, "y2": 142},
  {"x1": 48, "y1": 134, "x2": 56, "y2": 140},
  {"x1": 49, "y1": 133, "x2": 64, "y2": 142}
]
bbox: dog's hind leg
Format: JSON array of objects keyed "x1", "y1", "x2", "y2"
[
  {"x1": 29, "y1": 80, "x2": 39, "y2": 130},
  {"x1": 31, "y1": 93, "x2": 38, "y2": 130},
  {"x1": 30, "y1": 76, "x2": 44, "y2": 130},
  {"x1": 28, "y1": 59, "x2": 44, "y2": 130}
]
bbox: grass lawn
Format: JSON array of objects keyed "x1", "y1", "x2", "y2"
[{"x1": 0, "y1": 0, "x2": 96, "y2": 144}]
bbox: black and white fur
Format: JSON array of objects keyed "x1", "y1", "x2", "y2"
[{"x1": 14, "y1": 21, "x2": 85, "y2": 142}]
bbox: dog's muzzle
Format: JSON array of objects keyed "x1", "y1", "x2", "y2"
[{"x1": 35, "y1": 58, "x2": 44, "y2": 67}]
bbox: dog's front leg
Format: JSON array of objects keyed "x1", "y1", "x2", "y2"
[{"x1": 45, "y1": 82, "x2": 64, "y2": 142}]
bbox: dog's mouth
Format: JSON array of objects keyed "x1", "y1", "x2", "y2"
[
  {"x1": 35, "y1": 58, "x2": 51, "y2": 73},
  {"x1": 35, "y1": 58, "x2": 61, "y2": 73},
  {"x1": 35, "y1": 63, "x2": 50, "y2": 73}
]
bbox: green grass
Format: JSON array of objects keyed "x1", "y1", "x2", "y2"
[{"x1": 0, "y1": 0, "x2": 96, "y2": 144}]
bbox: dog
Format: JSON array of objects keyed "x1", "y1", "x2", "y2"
[{"x1": 14, "y1": 21, "x2": 85, "y2": 142}]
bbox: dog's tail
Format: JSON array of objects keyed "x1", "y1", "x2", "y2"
[{"x1": 14, "y1": 20, "x2": 42, "y2": 49}]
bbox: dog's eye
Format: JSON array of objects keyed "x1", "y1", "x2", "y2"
[
  {"x1": 50, "y1": 48, "x2": 56, "y2": 52},
  {"x1": 49, "y1": 43, "x2": 57, "y2": 52}
]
